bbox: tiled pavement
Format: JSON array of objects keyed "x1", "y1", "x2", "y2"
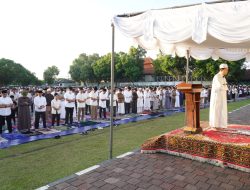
[
  {"x1": 46, "y1": 151, "x2": 250, "y2": 190},
  {"x1": 228, "y1": 103, "x2": 250, "y2": 125},
  {"x1": 41, "y1": 104, "x2": 250, "y2": 190}
]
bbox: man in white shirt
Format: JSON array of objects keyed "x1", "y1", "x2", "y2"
[
  {"x1": 45, "y1": 88, "x2": 54, "y2": 122},
  {"x1": 76, "y1": 87, "x2": 87, "y2": 122},
  {"x1": 137, "y1": 88, "x2": 144, "y2": 113},
  {"x1": 109, "y1": 89, "x2": 117, "y2": 117},
  {"x1": 204, "y1": 88, "x2": 208, "y2": 105},
  {"x1": 0, "y1": 89, "x2": 13, "y2": 134},
  {"x1": 99, "y1": 88, "x2": 108, "y2": 119},
  {"x1": 124, "y1": 86, "x2": 132, "y2": 114},
  {"x1": 51, "y1": 93, "x2": 61, "y2": 126},
  {"x1": 90, "y1": 87, "x2": 99, "y2": 120},
  {"x1": 85, "y1": 88, "x2": 91, "y2": 115},
  {"x1": 34, "y1": 90, "x2": 47, "y2": 129},
  {"x1": 64, "y1": 87, "x2": 75, "y2": 125},
  {"x1": 9, "y1": 88, "x2": 20, "y2": 101},
  {"x1": 144, "y1": 88, "x2": 151, "y2": 111},
  {"x1": 200, "y1": 87, "x2": 206, "y2": 108}
]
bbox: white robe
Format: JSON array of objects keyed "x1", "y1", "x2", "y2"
[
  {"x1": 117, "y1": 103, "x2": 125, "y2": 114},
  {"x1": 209, "y1": 73, "x2": 228, "y2": 128},
  {"x1": 143, "y1": 91, "x2": 151, "y2": 110},
  {"x1": 60, "y1": 100, "x2": 66, "y2": 119},
  {"x1": 175, "y1": 90, "x2": 180, "y2": 108},
  {"x1": 137, "y1": 91, "x2": 144, "y2": 113}
]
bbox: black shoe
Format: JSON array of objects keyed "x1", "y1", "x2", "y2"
[{"x1": 54, "y1": 135, "x2": 61, "y2": 139}]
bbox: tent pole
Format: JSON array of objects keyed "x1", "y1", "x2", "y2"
[
  {"x1": 186, "y1": 50, "x2": 190, "y2": 83},
  {"x1": 109, "y1": 23, "x2": 115, "y2": 160}
]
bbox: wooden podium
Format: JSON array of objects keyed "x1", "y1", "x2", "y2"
[{"x1": 177, "y1": 83, "x2": 203, "y2": 134}]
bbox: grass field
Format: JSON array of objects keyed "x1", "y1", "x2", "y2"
[{"x1": 0, "y1": 99, "x2": 250, "y2": 190}]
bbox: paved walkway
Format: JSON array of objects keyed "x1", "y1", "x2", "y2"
[
  {"x1": 42, "y1": 105, "x2": 250, "y2": 190},
  {"x1": 228, "y1": 103, "x2": 250, "y2": 125}
]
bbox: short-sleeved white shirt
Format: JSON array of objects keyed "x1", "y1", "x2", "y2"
[{"x1": 0, "y1": 96, "x2": 13, "y2": 116}]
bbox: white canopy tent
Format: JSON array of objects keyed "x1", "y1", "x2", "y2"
[
  {"x1": 112, "y1": 0, "x2": 250, "y2": 62},
  {"x1": 108, "y1": 0, "x2": 250, "y2": 159}
]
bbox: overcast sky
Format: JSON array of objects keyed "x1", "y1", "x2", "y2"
[{"x1": 0, "y1": 0, "x2": 233, "y2": 79}]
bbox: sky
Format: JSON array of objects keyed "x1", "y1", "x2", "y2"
[{"x1": 2, "y1": 0, "x2": 247, "y2": 80}]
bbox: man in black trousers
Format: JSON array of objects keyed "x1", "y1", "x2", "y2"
[
  {"x1": 34, "y1": 90, "x2": 47, "y2": 130},
  {"x1": 0, "y1": 89, "x2": 13, "y2": 134},
  {"x1": 132, "y1": 88, "x2": 138, "y2": 114}
]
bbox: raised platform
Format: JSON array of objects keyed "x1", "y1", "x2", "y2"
[{"x1": 141, "y1": 121, "x2": 250, "y2": 172}]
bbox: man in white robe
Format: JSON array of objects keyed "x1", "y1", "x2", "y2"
[
  {"x1": 209, "y1": 64, "x2": 229, "y2": 129},
  {"x1": 143, "y1": 88, "x2": 151, "y2": 111},
  {"x1": 137, "y1": 88, "x2": 144, "y2": 113}
]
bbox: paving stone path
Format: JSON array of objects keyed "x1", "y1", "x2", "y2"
[
  {"x1": 43, "y1": 104, "x2": 250, "y2": 190},
  {"x1": 228, "y1": 104, "x2": 250, "y2": 125}
]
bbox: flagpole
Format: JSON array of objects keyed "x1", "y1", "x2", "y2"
[{"x1": 109, "y1": 22, "x2": 115, "y2": 159}]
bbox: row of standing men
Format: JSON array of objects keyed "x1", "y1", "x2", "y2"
[{"x1": 0, "y1": 86, "x2": 186, "y2": 134}]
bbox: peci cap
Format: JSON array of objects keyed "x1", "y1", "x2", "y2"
[
  {"x1": 37, "y1": 90, "x2": 43, "y2": 93},
  {"x1": 219, "y1": 64, "x2": 228, "y2": 69}
]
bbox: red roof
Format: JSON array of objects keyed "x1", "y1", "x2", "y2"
[{"x1": 143, "y1": 57, "x2": 154, "y2": 75}]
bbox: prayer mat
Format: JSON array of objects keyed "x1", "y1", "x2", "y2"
[
  {"x1": 38, "y1": 128, "x2": 61, "y2": 135},
  {"x1": 54, "y1": 126, "x2": 69, "y2": 131},
  {"x1": 79, "y1": 121, "x2": 100, "y2": 126},
  {"x1": 0, "y1": 137, "x2": 7, "y2": 143},
  {"x1": 141, "y1": 121, "x2": 250, "y2": 172}
]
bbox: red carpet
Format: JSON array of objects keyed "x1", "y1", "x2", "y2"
[
  {"x1": 141, "y1": 122, "x2": 250, "y2": 172},
  {"x1": 203, "y1": 128, "x2": 250, "y2": 144}
]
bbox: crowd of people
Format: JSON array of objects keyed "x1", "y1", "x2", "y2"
[{"x1": 0, "y1": 84, "x2": 249, "y2": 135}]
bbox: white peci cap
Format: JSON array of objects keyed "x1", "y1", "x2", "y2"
[{"x1": 219, "y1": 63, "x2": 228, "y2": 69}]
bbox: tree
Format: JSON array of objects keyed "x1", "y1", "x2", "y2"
[
  {"x1": 192, "y1": 58, "x2": 246, "y2": 82},
  {"x1": 154, "y1": 54, "x2": 194, "y2": 79},
  {"x1": 69, "y1": 53, "x2": 100, "y2": 84},
  {"x1": 92, "y1": 53, "x2": 111, "y2": 83},
  {"x1": 43, "y1": 65, "x2": 60, "y2": 85},
  {"x1": 0, "y1": 58, "x2": 40, "y2": 86},
  {"x1": 128, "y1": 46, "x2": 147, "y2": 61},
  {"x1": 118, "y1": 46, "x2": 146, "y2": 82},
  {"x1": 69, "y1": 46, "x2": 146, "y2": 84},
  {"x1": 123, "y1": 54, "x2": 144, "y2": 82},
  {"x1": 115, "y1": 52, "x2": 126, "y2": 82},
  {"x1": 153, "y1": 54, "x2": 246, "y2": 82},
  {"x1": 69, "y1": 61, "x2": 82, "y2": 83}
]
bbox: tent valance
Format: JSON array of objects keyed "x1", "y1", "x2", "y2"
[{"x1": 113, "y1": 1, "x2": 250, "y2": 61}]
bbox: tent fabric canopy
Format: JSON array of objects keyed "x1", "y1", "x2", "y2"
[{"x1": 113, "y1": 1, "x2": 250, "y2": 61}]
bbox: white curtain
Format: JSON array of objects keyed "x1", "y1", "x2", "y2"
[{"x1": 113, "y1": 1, "x2": 250, "y2": 61}]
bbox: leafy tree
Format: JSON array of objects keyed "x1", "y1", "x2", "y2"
[
  {"x1": 115, "y1": 52, "x2": 126, "y2": 82},
  {"x1": 0, "y1": 59, "x2": 14, "y2": 86},
  {"x1": 128, "y1": 46, "x2": 147, "y2": 61},
  {"x1": 153, "y1": 53, "x2": 246, "y2": 82},
  {"x1": 69, "y1": 46, "x2": 146, "y2": 84},
  {"x1": 92, "y1": 53, "x2": 111, "y2": 83},
  {"x1": 69, "y1": 53, "x2": 100, "y2": 84},
  {"x1": 69, "y1": 61, "x2": 82, "y2": 83},
  {"x1": 0, "y1": 58, "x2": 40, "y2": 86},
  {"x1": 121, "y1": 46, "x2": 146, "y2": 82},
  {"x1": 43, "y1": 65, "x2": 60, "y2": 85},
  {"x1": 154, "y1": 54, "x2": 195, "y2": 80},
  {"x1": 192, "y1": 58, "x2": 246, "y2": 82},
  {"x1": 123, "y1": 55, "x2": 144, "y2": 82}
]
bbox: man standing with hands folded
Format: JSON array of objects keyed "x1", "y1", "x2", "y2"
[
  {"x1": 209, "y1": 64, "x2": 229, "y2": 129},
  {"x1": 34, "y1": 90, "x2": 47, "y2": 130},
  {"x1": 64, "y1": 87, "x2": 76, "y2": 126},
  {"x1": 0, "y1": 89, "x2": 13, "y2": 134}
]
